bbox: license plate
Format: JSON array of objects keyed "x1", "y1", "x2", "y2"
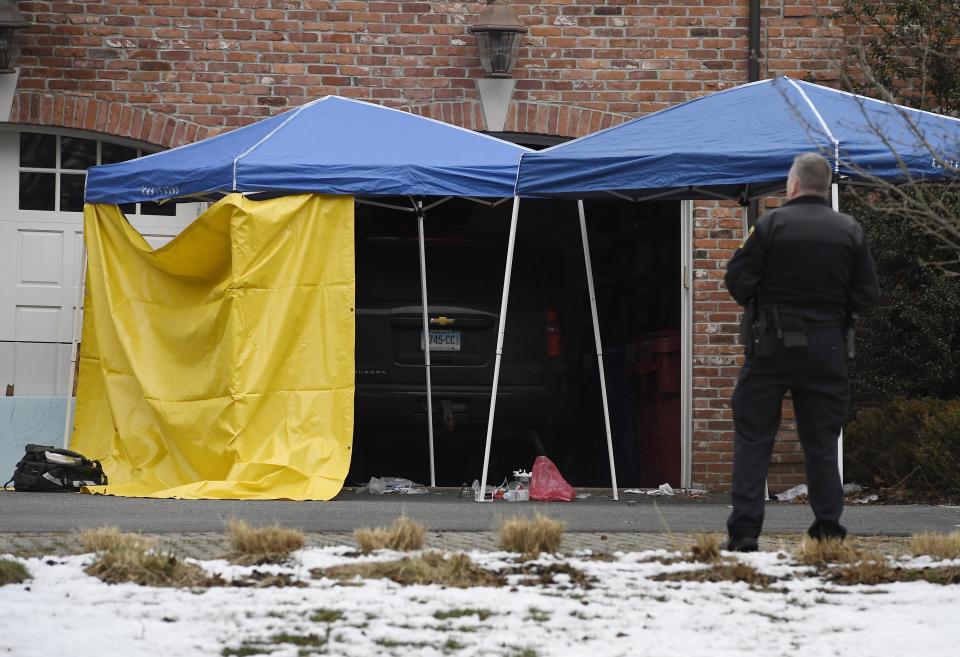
[{"x1": 421, "y1": 329, "x2": 461, "y2": 352}]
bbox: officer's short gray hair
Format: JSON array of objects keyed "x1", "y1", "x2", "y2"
[{"x1": 789, "y1": 152, "x2": 832, "y2": 197}]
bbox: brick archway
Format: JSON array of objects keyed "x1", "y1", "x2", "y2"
[
  {"x1": 397, "y1": 100, "x2": 486, "y2": 132},
  {"x1": 9, "y1": 92, "x2": 208, "y2": 148},
  {"x1": 398, "y1": 99, "x2": 631, "y2": 138},
  {"x1": 11, "y1": 92, "x2": 634, "y2": 148},
  {"x1": 505, "y1": 102, "x2": 631, "y2": 139}
]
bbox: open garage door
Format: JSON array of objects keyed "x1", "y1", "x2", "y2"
[{"x1": 348, "y1": 195, "x2": 687, "y2": 490}]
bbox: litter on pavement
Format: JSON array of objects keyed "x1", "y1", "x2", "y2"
[
  {"x1": 624, "y1": 483, "x2": 676, "y2": 496},
  {"x1": 362, "y1": 477, "x2": 428, "y2": 495}
]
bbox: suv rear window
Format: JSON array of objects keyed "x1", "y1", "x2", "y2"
[{"x1": 357, "y1": 238, "x2": 507, "y2": 303}]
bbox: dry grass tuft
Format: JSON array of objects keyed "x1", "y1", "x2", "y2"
[
  {"x1": 0, "y1": 558, "x2": 30, "y2": 586},
  {"x1": 795, "y1": 537, "x2": 863, "y2": 566},
  {"x1": 498, "y1": 514, "x2": 565, "y2": 559},
  {"x1": 81, "y1": 528, "x2": 215, "y2": 588},
  {"x1": 911, "y1": 532, "x2": 960, "y2": 560},
  {"x1": 905, "y1": 566, "x2": 960, "y2": 585},
  {"x1": 687, "y1": 533, "x2": 723, "y2": 563},
  {"x1": 86, "y1": 548, "x2": 214, "y2": 587},
  {"x1": 80, "y1": 527, "x2": 154, "y2": 554},
  {"x1": 315, "y1": 551, "x2": 502, "y2": 588},
  {"x1": 353, "y1": 516, "x2": 425, "y2": 554},
  {"x1": 226, "y1": 520, "x2": 305, "y2": 565},
  {"x1": 654, "y1": 562, "x2": 777, "y2": 588},
  {"x1": 827, "y1": 552, "x2": 897, "y2": 586},
  {"x1": 510, "y1": 561, "x2": 594, "y2": 588}
]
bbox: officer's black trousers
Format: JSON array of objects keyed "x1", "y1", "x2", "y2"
[{"x1": 727, "y1": 328, "x2": 848, "y2": 539}]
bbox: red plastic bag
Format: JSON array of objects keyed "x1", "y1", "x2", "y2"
[{"x1": 529, "y1": 456, "x2": 576, "y2": 502}]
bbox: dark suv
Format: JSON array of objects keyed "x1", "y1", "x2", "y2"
[{"x1": 353, "y1": 204, "x2": 566, "y2": 456}]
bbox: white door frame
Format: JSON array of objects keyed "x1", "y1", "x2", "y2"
[{"x1": 680, "y1": 200, "x2": 694, "y2": 488}]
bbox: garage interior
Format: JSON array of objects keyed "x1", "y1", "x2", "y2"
[{"x1": 348, "y1": 195, "x2": 682, "y2": 489}]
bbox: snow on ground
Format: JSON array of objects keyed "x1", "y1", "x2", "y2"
[{"x1": 1, "y1": 546, "x2": 958, "y2": 657}]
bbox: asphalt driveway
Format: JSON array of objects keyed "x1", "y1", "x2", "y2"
[{"x1": 1, "y1": 488, "x2": 957, "y2": 536}]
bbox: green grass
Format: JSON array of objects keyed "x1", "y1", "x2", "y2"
[
  {"x1": 433, "y1": 608, "x2": 494, "y2": 622},
  {"x1": 374, "y1": 638, "x2": 428, "y2": 649},
  {"x1": 220, "y1": 645, "x2": 266, "y2": 657},
  {"x1": 269, "y1": 632, "x2": 324, "y2": 647},
  {"x1": 443, "y1": 638, "x2": 465, "y2": 652},
  {"x1": 507, "y1": 649, "x2": 538, "y2": 657},
  {"x1": 525, "y1": 607, "x2": 550, "y2": 623},
  {"x1": 310, "y1": 608, "x2": 343, "y2": 623}
]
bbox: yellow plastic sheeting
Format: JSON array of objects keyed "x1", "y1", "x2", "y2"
[{"x1": 72, "y1": 194, "x2": 355, "y2": 500}]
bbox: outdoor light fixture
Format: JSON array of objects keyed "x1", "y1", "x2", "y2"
[
  {"x1": 0, "y1": 1, "x2": 30, "y2": 72},
  {"x1": 468, "y1": 0, "x2": 528, "y2": 78}
]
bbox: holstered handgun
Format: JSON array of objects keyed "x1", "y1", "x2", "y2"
[
  {"x1": 749, "y1": 299, "x2": 776, "y2": 359},
  {"x1": 844, "y1": 312, "x2": 858, "y2": 359}
]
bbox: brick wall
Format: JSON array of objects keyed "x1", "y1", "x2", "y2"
[{"x1": 10, "y1": 0, "x2": 853, "y2": 490}]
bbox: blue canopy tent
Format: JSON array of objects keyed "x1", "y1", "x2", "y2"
[
  {"x1": 474, "y1": 77, "x2": 960, "y2": 499},
  {"x1": 77, "y1": 96, "x2": 536, "y2": 489},
  {"x1": 86, "y1": 95, "x2": 530, "y2": 203},
  {"x1": 516, "y1": 76, "x2": 960, "y2": 200}
]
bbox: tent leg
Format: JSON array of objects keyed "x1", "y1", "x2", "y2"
[
  {"x1": 63, "y1": 243, "x2": 87, "y2": 449},
  {"x1": 832, "y1": 181, "x2": 844, "y2": 485},
  {"x1": 477, "y1": 196, "x2": 520, "y2": 502},
  {"x1": 417, "y1": 205, "x2": 437, "y2": 488},
  {"x1": 577, "y1": 200, "x2": 619, "y2": 501}
]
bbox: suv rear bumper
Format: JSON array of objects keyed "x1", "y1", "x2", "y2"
[{"x1": 355, "y1": 383, "x2": 559, "y2": 430}]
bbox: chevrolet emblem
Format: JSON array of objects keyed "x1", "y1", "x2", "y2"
[{"x1": 430, "y1": 316, "x2": 455, "y2": 326}]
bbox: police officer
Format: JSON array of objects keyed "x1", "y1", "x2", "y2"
[{"x1": 724, "y1": 152, "x2": 880, "y2": 552}]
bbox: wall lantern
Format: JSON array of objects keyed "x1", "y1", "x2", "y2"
[
  {"x1": 468, "y1": 0, "x2": 528, "y2": 78},
  {"x1": 0, "y1": 1, "x2": 30, "y2": 72}
]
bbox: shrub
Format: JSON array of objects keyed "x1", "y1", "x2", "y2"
[
  {"x1": 845, "y1": 398, "x2": 946, "y2": 489},
  {"x1": 846, "y1": 198, "x2": 960, "y2": 404},
  {"x1": 915, "y1": 400, "x2": 960, "y2": 493}
]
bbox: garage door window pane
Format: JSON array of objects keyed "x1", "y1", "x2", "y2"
[
  {"x1": 59, "y1": 173, "x2": 86, "y2": 212},
  {"x1": 20, "y1": 133, "x2": 56, "y2": 168},
  {"x1": 61, "y1": 137, "x2": 97, "y2": 170},
  {"x1": 19, "y1": 172, "x2": 56, "y2": 210},
  {"x1": 141, "y1": 201, "x2": 177, "y2": 216}
]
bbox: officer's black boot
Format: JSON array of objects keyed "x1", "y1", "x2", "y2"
[
  {"x1": 807, "y1": 519, "x2": 847, "y2": 541},
  {"x1": 725, "y1": 535, "x2": 759, "y2": 552}
]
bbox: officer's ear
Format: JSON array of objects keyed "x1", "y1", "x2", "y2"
[{"x1": 785, "y1": 173, "x2": 799, "y2": 200}]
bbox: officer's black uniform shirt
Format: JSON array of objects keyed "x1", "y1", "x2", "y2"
[{"x1": 725, "y1": 196, "x2": 880, "y2": 324}]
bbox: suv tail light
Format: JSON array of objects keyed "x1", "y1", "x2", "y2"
[{"x1": 545, "y1": 307, "x2": 562, "y2": 358}]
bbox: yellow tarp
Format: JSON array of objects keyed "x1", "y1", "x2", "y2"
[{"x1": 72, "y1": 193, "x2": 355, "y2": 500}]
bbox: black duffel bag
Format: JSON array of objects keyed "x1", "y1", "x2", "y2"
[{"x1": 4, "y1": 444, "x2": 107, "y2": 492}]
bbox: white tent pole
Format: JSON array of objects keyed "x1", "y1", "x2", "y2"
[
  {"x1": 832, "y1": 180, "x2": 844, "y2": 485},
  {"x1": 577, "y1": 200, "x2": 619, "y2": 501},
  {"x1": 416, "y1": 201, "x2": 437, "y2": 488},
  {"x1": 63, "y1": 243, "x2": 87, "y2": 449},
  {"x1": 477, "y1": 195, "x2": 520, "y2": 502}
]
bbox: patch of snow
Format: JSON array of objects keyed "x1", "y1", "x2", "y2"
[{"x1": 0, "y1": 546, "x2": 957, "y2": 656}]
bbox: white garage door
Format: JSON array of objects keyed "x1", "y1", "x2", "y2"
[{"x1": 0, "y1": 128, "x2": 201, "y2": 397}]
